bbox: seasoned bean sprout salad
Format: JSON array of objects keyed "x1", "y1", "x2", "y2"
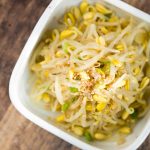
[{"x1": 29, "y1": 0, "x2": 150, "y2": 144}]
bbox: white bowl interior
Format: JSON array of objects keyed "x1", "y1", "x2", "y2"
[{"x1": 11, "y1": 0, "x2": 150, "y2": 149}]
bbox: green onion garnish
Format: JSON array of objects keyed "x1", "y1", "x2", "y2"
[
  {"x1": 130, "y1": 110, "x2": 138, "y2": 119},
  {"x1": 61, "y1": 102, "x2": 70, "y2": 112},
  {"x1": 69, "y1": 87, "x2": 78, "y2": 93},
  {"x1": 84, "y1": 131, "x2": 93, "y2": 142}
]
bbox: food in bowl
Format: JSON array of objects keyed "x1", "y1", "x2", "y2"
[{"x1": 29, "y1": 0, "x2": 150, "y2": 144}]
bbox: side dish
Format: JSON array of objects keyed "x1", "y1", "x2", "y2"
[{"x1": 29, "y1": 0, "x2": 150, "y2": 144}]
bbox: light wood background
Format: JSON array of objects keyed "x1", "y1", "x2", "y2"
[{"x1": 0, "y1": 0, "x2": 150, "y2": 149}]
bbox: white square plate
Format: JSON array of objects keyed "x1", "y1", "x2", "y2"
[{"x1": 9, "y1": 0, "x2": 150, "y2": 149}]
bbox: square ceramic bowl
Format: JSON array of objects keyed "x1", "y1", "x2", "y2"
[{"x1": 9, "y1": 0, "x2": 150, "y2": 149}]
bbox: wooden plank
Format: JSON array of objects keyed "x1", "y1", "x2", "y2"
[
  {"x1": 0, "y1": 105, "x2": 78, "y2": 150},
  {"x1": 124, "y1": 0, "x2": 150, "y2": 14},
  {"x1": 0, "y1": 0, "x2": 149, "y2": 150},
  {"x1": 0, "y1": 0, "x2": 51, "y2": 119}
]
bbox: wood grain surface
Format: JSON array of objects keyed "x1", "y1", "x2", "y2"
[{"x1": 0, "y1": 0, "x2": 149, "y2": 150}]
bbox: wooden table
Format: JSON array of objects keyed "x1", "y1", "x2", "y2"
[{"x1": 0, "y1": 0, "x2": 149, "y2": 149}]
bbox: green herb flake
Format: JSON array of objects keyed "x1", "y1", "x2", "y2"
[
  {"x1": 130, "y1": 110, "x2": 138, "y2": 119},
  {"x1": 63, "y1": 43, "x2": 69, "y2": 54},
  {"x1": 61, "y1": 103, "x2": 70, "y2": 112},
  {"x1": 69, "y1": 87, "x2": 78, "y2": 93},
  {"x1": 84, "y1": 131, "x2": 93, "y2": 142}
]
